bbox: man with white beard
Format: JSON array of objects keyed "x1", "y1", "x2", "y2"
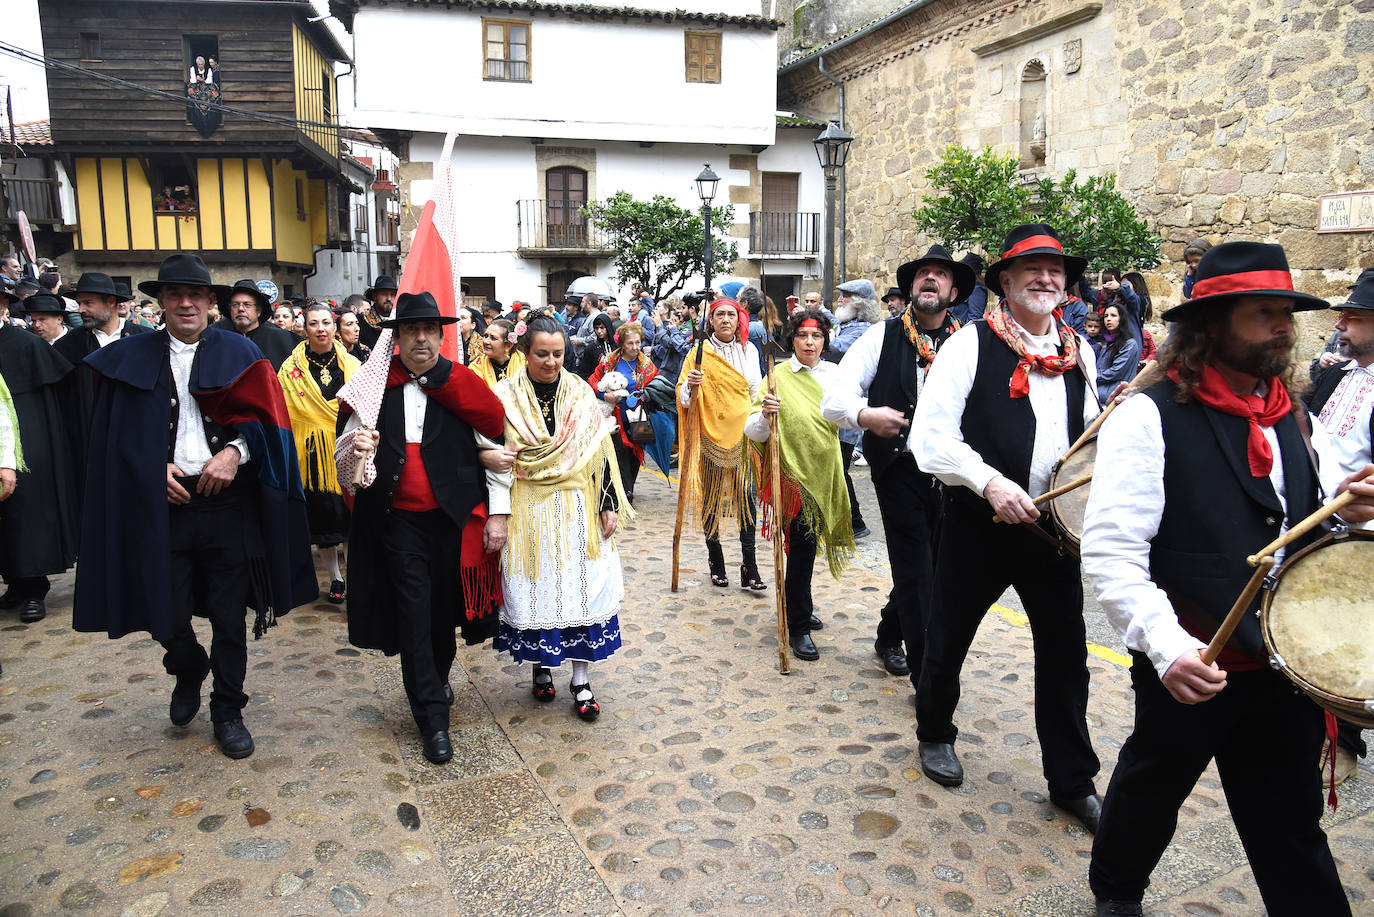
[{"x1": 911, "y1": 224, "x2": 1106, "y2": 835}]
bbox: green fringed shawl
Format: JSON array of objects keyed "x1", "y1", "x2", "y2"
[{"x1": 0, "y1": 372, "x2": 21, "y2": 472}]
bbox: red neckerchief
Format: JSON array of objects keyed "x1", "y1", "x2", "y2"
[
  {"x1": 984, "y1": 299, "x2": 1080, "y2": 398},
  {"x1": 1167, "y1": 363, "x2": 1292, "y2": 476}
]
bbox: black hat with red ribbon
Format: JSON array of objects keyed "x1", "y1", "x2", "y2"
[
  {"x1": 985, "y1": 223, "x2": 1087, "y2": 296},
  {"x1": 1160, "y1": 241, "x2": 1329, "y2": 322}
]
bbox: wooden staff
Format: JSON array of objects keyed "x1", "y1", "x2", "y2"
[
  {"x1": 761, "y1": 289, "x2": 790, "y2": 674},
  {"x1": 1059, "y1": 360, "x2": 1164, "y2": 466},
  {"x1": 991, "y1": 472, "x2": 1092, "y2": 524},
  {"x1": 671, "y1": 293, "x2": 715, "y2": 592},
  {"x1": 1246, "y1": 470, "x2": 1374, "y2": 566},
  {"x1": 1201, "y1": 556, "x2": 1276, "y2": 665}
]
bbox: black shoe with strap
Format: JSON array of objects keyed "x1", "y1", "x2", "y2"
[
  {"x1": 571, "y1": 682, "x2": 600, "y2": 721},
  {"x1": 532, "y1": 666, "x2": 556, "y2": 702},
  {"x1": 740, "y1": 564, "x2": 767, "y2": 592},
  {"x1": 327, "y1": 579, "x2": 346, "y2": 604}
]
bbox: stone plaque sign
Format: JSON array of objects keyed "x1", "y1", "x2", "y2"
[
  {"x1": 1318, "y1": 190, "x2": 1374, "y2": 233},
  {"x1": 1064, "y1": 38, "x2": 1082, "y2": 74}
]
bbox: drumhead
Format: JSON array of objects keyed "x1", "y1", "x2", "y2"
[
  {"x1": 1263, "y1": 531, "x2": 1374, "y2": 714},
  {"x1": 1049, "y1": 439, "x2": 1096, "y2": 547}
]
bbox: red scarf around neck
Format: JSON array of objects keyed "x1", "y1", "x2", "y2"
[{"x1": 1167, "y1": 363, "x2": 1292, "y2": 476}]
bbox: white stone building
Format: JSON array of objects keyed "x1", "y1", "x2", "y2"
[
  {"x1": 307, "y1": 129, "x2": 402, "y2": 303},
  {"x1": 332, "y1": 0, "x2": 832, "y2": 307}
]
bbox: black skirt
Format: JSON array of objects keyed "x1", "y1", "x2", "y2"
[{"x1": 305, "y1": 489, "x2": 350, "y2": 547}]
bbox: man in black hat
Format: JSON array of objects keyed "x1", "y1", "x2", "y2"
[
  {"x1": 949, "y1": 253, "x2": 988, "y2": 325},
  {"x1": 0, "y1": 287, "x2": 78, "y2": 623},
  {"x1": 336, "y1": 291, "x2": 505, "y2": 764},
  {"x1": 73, "y1": 253, "x2": 316, "y2": 759},
  {"x1": 912, "y1": 223, "x2": 1104, "y2": 831},
  {"x1": 216, "y1": 279, "x2": 298, "y2": 370},
  {"x1": 22, "y1": 291, "x2": 70, "y2": 344},
  {"x1": 1301, "y1": 269, "x2": 1374, "y2": 789},
  {"x1": 881, "y1": 286, "x2": 905, "y2": 318},
  {"x1": 1082, "y1": 241, "x2": 1374, "y2": 917},
  {"x1": 358, "y1": 275, "x2": 399, "y2": 350},
  {"x1": 822, "y1": 244, "x2": 973, "y2": 688}
]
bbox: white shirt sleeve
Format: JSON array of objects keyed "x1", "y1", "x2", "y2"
[
  {"x1": 486, "y1": 467, "x2": 513, "y2": 514},
  {"x1": 822, "y1": 321, "x2": 886, "y2": 430},
  {"x1": 910, "y1": 323, "x2": 1001, "y2": 496},
  {"x1": 1081, "y1": 393, "x2": 1205, "y2": 678},
  {"x1": 744, "y1": 410, "x2": 769, "y2": 443}
]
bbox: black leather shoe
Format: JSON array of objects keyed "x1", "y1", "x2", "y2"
[
  {"x1": 807, "y1": 615, "x2": 824, "y2": 631},
  {"x1": 853, "y1": 525, "x2": 871, "y2": 539},
  {"x1": 789, "y1": 632, "x2": 820, "y2": 661},
  {"x1": 874, "y1": 640, "x2": 909, "y2": 676},
  {"x1": 918, "y1": 741, "x2": 964, "y2": 787},
  {"x1": 423, "y1": 730, "x2": 453, "y2": 764},
  {"x1": 1095, "y1": 900, "x2": 1143, "y2": 916},
  {"x1": 1052, "y1": 792, "x2": 1104, "y2": 834},
  {"x1": 442, "y1": 683, "x2": 454, "y2": 706},
  {"x1": 169, "y1": 659, "x2": 210, "y2": 727},
  {"x1": 19, "y1": 599, "x2": 46, "y2": 623},
  {"x1": 213, "y1": 719, "x2": 255, "y2": 759}
]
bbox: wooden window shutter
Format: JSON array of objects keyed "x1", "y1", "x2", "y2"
[{"x1": 684, "y1": 32, "x2": 703, "y2": 82}]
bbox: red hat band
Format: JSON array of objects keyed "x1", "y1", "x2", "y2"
[
  {"x1": 1002, "y1": 234, "x2": 1065, "y2": 260},
  {"x1": 1190, "y1": 269, "x2": 1294, "y2": 300}
]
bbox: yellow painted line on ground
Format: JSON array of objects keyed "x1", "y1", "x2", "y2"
[{"x1": 991, "y1": 603, "x2": 1131, "y2": 668}]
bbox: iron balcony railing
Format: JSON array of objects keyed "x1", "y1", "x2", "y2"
[
  {"x1": 1, "y1": 176, "x2": 62, "y2": 224},
  {"x1": 749, "y1": 211, "x2": 820, "y2": 255},
  {"x1": 516, "y1": 199, "x2": 615, "y2": 252}
]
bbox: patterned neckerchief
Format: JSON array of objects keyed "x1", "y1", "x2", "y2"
[
  {"x1": 900, "y1": 306, "x2": 961, "y2": 373},
  {"x1": 983, "y1": 299, "x2": 1079, "y2": 398}
]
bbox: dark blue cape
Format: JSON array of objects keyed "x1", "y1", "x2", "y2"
[{"x1": 73, "y1": 328, "x2": 316, "y2": 641}]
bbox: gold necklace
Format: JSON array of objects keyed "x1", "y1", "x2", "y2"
[
  {"x1": 305, "y1": 347, "x2": 335, "y2": 387},
  {"x1": 536, "y1": 389, "x2": 557, "y2": 426}
]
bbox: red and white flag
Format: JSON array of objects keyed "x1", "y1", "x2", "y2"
[{"x1": 398, "y1": 131, "x2": 465, "y2": 364}]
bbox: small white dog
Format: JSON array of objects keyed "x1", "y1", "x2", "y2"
[{"x1": 595, "y1": 370, "x2": 629, "y2": 418}]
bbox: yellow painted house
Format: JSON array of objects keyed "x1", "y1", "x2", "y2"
[{"x1": 37, "y1": 1, "x2": 353, "y2": 296}]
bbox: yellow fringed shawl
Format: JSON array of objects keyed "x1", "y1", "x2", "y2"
[
  {"x1": 493, "y1": 368, "x2": 633, "y2": 579},
  {"x1": 277, "y1": 339, "x2": 360, "y2": 495},
  {"x1": 674, "y1": 343, "x2": 755, "y2": 539},
  {"x1": 470, "y1": 349, "x2": 526, "y2": 390}
]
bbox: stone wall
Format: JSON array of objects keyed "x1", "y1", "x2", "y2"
[{"x1": 778, "y1": 0, "x2": 1374, "y2": 361}]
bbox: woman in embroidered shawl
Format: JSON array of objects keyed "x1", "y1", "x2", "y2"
[
  {"x1": 484, "y1": 313, "x2": 631, "y2": 721},
  {"x1": 586, "y1": 321, "x2": 661, "y2": 503},
  {"x1": 745, "y1": 309, "x2": 856, "y2": 662},
  {"x1": 470, "y1": 318, "x2": 525, "y2": 388},
  {"x1": 277, "y1": 303, "x2": 360, "y2": 603}
]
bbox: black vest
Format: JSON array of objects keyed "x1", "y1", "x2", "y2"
[
  {"x1": 1307, "y1": 362, "x2": 1374, "y2": 449},
  {"x1": 957, "y1": 321, "x2": 1086, "y2": 493},
  {"x1": 364, "y1": 357, "x2": 486, "y2": 529},
  {"x1": 1145, "y1": 380, "x2": 1321, "y2": 663},
  {"x1": 863, "y1": 317, "x2": 922, "y2": 480}
]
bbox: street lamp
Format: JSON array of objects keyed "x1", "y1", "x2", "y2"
[
  {"x1": 813, "y1": 120, "x2": 853, "y2": 307},
  {"x1": 696, "y1": 163, "x2": 719, "y2": 299}
]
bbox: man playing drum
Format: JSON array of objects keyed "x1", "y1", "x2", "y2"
[
  {"x1": 1305, "y1": 268, "x2": 1374, "y2": 786},
  {"x1": 912, "y1": 224, "x2": 1104, "y2": 832},
  {"x1": 1082, "y1": 241, "x2": 1374, "y2": 917}
]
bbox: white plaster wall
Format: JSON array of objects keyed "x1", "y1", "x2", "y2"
[{"x1": 350, "y1": 9, "x2": 777, "y2": 145}]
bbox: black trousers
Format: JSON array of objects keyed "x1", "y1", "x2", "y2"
[
  {"x1": 1090, "y1": 654, "x2": 1349, "y2": 915},
  {"x1": 160, "y1": 482, "x2": 258, "y2": 724},
  {"x1": 784, "y1": 513, "x2": 817, "y2": 633},
  {"x1": 383, "y1": 508, "x2": 462, "y2": 736},
  {"x1": 839, "y1": 440, "x2": 867, "y2": 528},
  {"x1": 612, "y1": 436, "x2": 640, "y2": 499},
  {"x1": 1336, "y1": 720, "x2": 1367, "y2": 758},
  {"x1": 872, "y1": 458, "x2": 941, "y2": 691},
  {"x1": 916, "y1": 495, "x2": 1099, "y2": 798},
  {"x1": 1, "y1": 576, "x2": 49, "y2": 602},
  {"x1": 705, "y1": 498, "x2": 757, "y2": 572}
]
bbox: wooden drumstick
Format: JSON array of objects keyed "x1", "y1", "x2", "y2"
[
  {"x1": 1201, "y1": 555, "x2": 1276, "y2": 665},
  {"x1": 992, "y1": 472, "x2": 1093, "y2": 524},
  {"x1": 1246, "y1": 472, "x2": 1374, "y2": 566},
  {"x1": 1059, "y1": 360, "x2": 1165, "y2": 465}
]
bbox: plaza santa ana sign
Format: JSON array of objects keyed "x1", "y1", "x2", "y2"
[{"x1": 1317, "y1": 189, "x2": 1374, "y2": 233}]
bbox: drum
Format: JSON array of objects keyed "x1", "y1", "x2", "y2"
[
  {"x1": 1047, "y1": 439, "x2": 1096, "y2": 554},
  {"x1": 1261, "y1": 530, "x2": 1374, "y2": 728}
]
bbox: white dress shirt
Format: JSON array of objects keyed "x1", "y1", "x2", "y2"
[
  {"x1": 912, "y1": 322, "x2": 1099, "y2": 498},
  {"x1": 745, "y1": 356, "x2": 836, "y2": 443},
  {"x1": 169, "y1": 337, "x2": 249, "y2": 474},
  {"x1": 93, "y1": 316, "x2": 126, "y2": 348},
  {"x1": 1083, "y1": 390, "x2": 1346, "y2": 678},
  {"x1": 1316, "y1": 361, "x2": 1374, "y2": 479},
  {"x1": 679, "y1": 336, "x2": 763, "y2": 408}
]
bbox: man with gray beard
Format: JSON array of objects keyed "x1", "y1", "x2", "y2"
[
  {"x1": 911, "y1": 224, "x2": 1105, "y2": 834},
  {"x1": 828, "y1": 278, "x2": 882, "y2": 537}
]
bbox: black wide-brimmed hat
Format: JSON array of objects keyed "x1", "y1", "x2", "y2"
[
  {"x1": 115, "y1": 283, "x2": 133, "y2": 301},
  {"x1": 218, "y1": 278, "x2": 273, "y2": 315},
  {"x1": 882, "y1": 286, "x2": 903, "y2": 301},
  {"x1": 365, "y1": 275, "x2": 399, "y2": 299},
  {"x1": 1160, "y1": 241, "x2": 1330, "y2": 322},
  {"x1": 19, "y1": 291, "x2": 66, "y2": 315},
  {"x1": 1, "y1": 288, "x2": 18, "y2": 306},
  {"x1": 985, "y1": 224, "x2": 1087, "y2": 297},
  {"x1": 380, "y1": 291, "x2": 459, "y2": 328},
  {"x1": 896, "y1": 244, "x2": 977, "y2": 305},
  {"x1": 137, "y1": 253, "x2": 232, "y2": 297},
  {"x1": 73, "y1": 272, "x2": 119, "y2": 297},
  {"x1": 1334, "y1": 270, "x2": 1374, "y2": 313}
]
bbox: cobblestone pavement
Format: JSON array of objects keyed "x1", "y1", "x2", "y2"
[{"x1": 2, "y1": 465, "x2": 1372, "y2": 916}]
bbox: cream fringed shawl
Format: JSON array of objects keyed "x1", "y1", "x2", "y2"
[{"x1": 493, "y1": 368, "x2": 633, "y2": 579}]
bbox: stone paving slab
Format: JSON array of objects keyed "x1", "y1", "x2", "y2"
[{"x1": 1, "y1": 464, "x2": 1371, "y2": 916}]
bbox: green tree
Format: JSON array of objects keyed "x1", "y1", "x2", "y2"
[
  {"x1": 584, "y1": 191, "x2": 740, "y2": 303},
  {"x1": 912, "y1": 145, "x2": 1160, "y2": 273}
]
